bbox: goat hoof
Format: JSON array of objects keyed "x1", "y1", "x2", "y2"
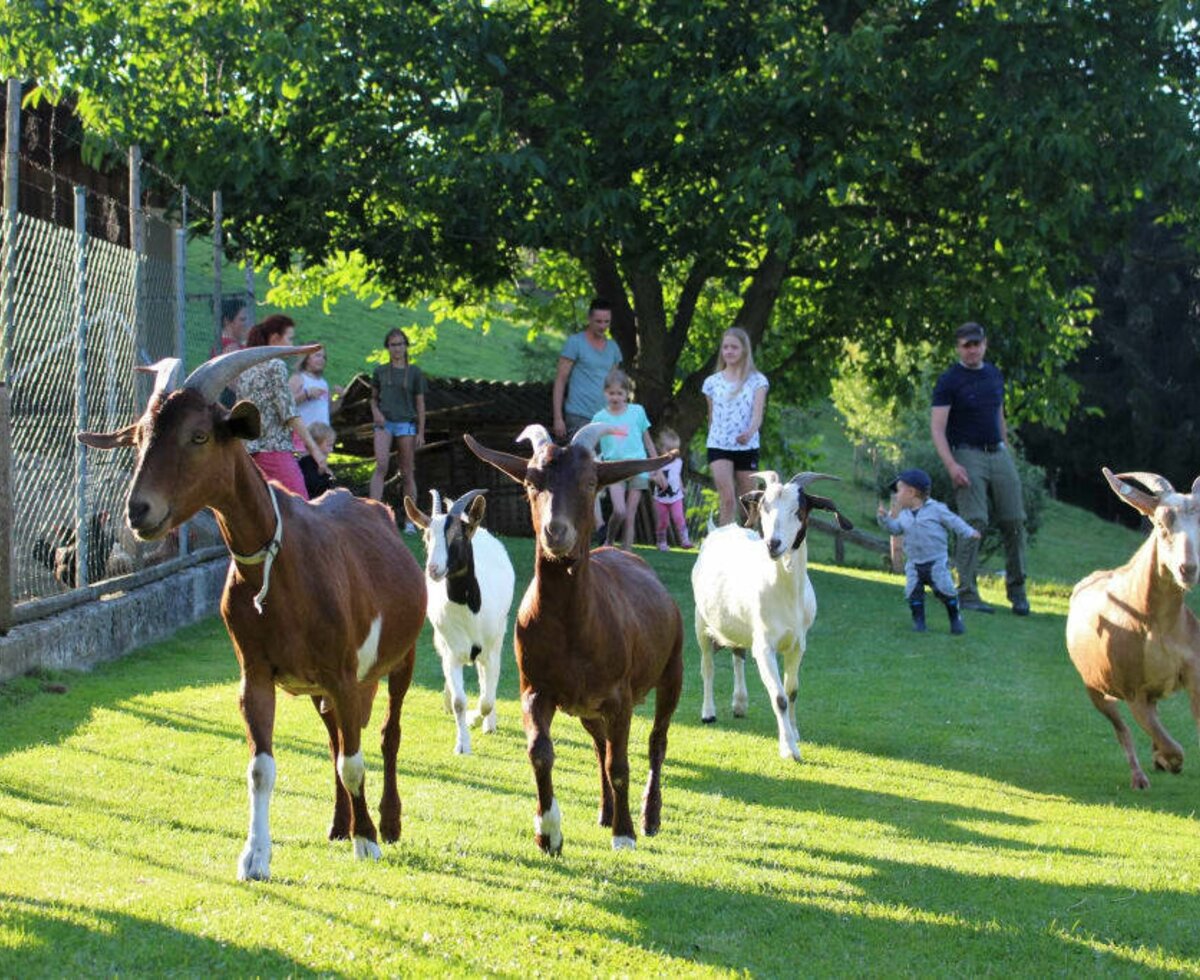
[
  {"x1": 237, "y1": 843, "x2": 271, "y2": 882},
  {"x1": 536, "y1": 834, "x2": 563, "y2": 857},
  {"x1": 353, "y1": 836, "x2": 382, "y2": 861},
  {"x1": 328, "y1": 823, "x2": 350, "y2": 842},
  {"x1": 612, "y1": 835, "x2": 636, "y2": 851},
  {"x1": 701, "y1": 715, "x2": 716, "y2": 725},
  {"x1": 454, "y1": 742, "x2": 472, "y2": 756},
  {"x1": 1131, "y1": 773, "x2": 1151, "y2": 790}
]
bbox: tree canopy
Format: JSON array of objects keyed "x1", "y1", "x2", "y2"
[{"x1": 4, "y1": 0, "x2": 1198, "y2": 446}]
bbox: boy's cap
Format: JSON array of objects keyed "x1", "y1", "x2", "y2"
[
  {"x1": 955, "y1": 321, "x2": 986, "y2": 343},
  {"x1": 888, "y1": 468, "x2": 932, "y2": 493}
]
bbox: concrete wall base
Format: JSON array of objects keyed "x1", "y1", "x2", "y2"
[{"x1": 0, "y1": 558, "x2": 228, "y2": 685}]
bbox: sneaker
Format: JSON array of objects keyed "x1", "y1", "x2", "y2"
[
  {"x1": 657, "y1": 542, "x2": 669, "y2": 552},
  {"x1": 958, "y1": 595, "x2": 995, "y2": 614},
  {"x1": 950, "y1": 618, "x2": 966, "y2": 635},
  {"x1": 403, "y1": 521, "x2": 418, "y2": 535},
  {"x1": 1010, "y1": 595, "x2": 1031, "y2": 616}
]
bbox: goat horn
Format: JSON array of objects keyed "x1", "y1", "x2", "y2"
[
  {"x1": 517, "y1": 424, "x2": 554, "y2": 453},
  {"x1": 788, "y1": 472, "x2": 842, "y2": 491},
  {"x1": 135, "y1": 358, "x2": 183, "y2": 402},
  {"x1": 1113, "y1": 471, "x2": 1174, "y2": 496},
  {"x1": 449, "y1": 488, "x2": 488, "y2": 520},
  {"x1": 182, "y1": 344, "x2": 322, "y2": 404},
  {"x1": 570, "y1": 422, "x2": 621, "y2": 455},
  {"x1": 429, "y1": 489, "x2": 443, "y2": 516}
]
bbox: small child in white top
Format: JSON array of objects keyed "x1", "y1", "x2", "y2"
[
  {"x1": 877, "y1": 467, "x2": 980, "y2": 635},
  {"x1": 650, "y1": 428, "x2": 692, "y2": 551}
]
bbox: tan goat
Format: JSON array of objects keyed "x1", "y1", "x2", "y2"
[{"x1": 1066, "y1": 467, "x2": 1200, "y2": 789}]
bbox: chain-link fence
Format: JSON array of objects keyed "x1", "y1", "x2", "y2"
[{"x1": 1, "y1": 80, "x2": 253, "y2": 630}]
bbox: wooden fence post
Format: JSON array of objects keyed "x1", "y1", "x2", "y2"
[{"x1": 0, "y1": 380, "x2": 12, "y2": 632}]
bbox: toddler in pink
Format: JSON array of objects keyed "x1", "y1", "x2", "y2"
[{"x1": 651, "y1": 428, "x2": 692, "y2": 550}]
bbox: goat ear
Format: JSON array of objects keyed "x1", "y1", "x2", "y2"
[
  {"x1": 1103, "y1": 466, "x2": 1158, "y2": 516},
  {"x1": 596, "y1": 452, "x2": 676, "y2": 489},
  {"x1": 466, "y1": 494, "x2": 487, "y2": 529},
  {"x1": 739, "y1": 490, "x2": 764, "y2": 529},
  {"x1": 805, "y1": 493, "x2": 855, "y2": 531},
  {"x1": 464, "y1": 433, "x2": 529, "y2": 485},
  {"x1": 403, "y1": 496, "x2": 430, "y2": 530},
  {"x1": 224, "y1": 400, "x2": 262, "y2": 442},
  {"x1": 78, "y1": 425, "x2": 137, "y2": 450}
]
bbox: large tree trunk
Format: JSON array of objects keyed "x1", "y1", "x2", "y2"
[{"x1": 587, "y1": 249, "x2": 788, "y2": 460}]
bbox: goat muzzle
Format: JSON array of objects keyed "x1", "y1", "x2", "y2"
[
  {"x1": 541, "y1": 519, "x2": 577, "y2": 557},
  {"x1": 127, "y1": 496, "x2": 171, "y2": 540}
]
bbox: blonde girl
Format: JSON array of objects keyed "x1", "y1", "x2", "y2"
[
  {"x1": 591, "y1": 367, "x2": 656, "y2": 550},
  {"x1": 702, "y1": 327, "x2": 769, "y2": 525}
]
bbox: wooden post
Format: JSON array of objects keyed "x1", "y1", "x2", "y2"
[
  {"x1": 212, "y1": 189, "x2": 223, "y2": 348},
  {"x1": 175, "y1": 227, "x2": 189, "y2": 557},
  {"x1": 0, "y1": 380, "x2": 12, "y2": 632},
  {"x1": 74, "y1": 185, "x2": 90, "y2": 587},
  {"x1": 2, "y1": 78, "x2": 19, "y2": 383}
]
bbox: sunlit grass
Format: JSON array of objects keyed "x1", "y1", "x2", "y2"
[{"x1": 2, "y1": 539, "x2": 1200, "y2": 975}]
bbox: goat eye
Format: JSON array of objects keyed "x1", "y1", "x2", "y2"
[{"x1": 191, "y1": 430, "x2": 209, "y2": 445}]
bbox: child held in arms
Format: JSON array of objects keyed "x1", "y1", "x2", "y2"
[{"x1": 877, "y1": 467, "x2": 980, "y2": 635}]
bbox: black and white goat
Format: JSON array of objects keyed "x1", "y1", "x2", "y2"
[{"x1": 405, "y1": 489, "x2": 516, "y2": 755}]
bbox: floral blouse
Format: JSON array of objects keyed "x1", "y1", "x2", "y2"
[
  {"x1": 702, "y1": 370, "x2": 769, "y2": 450},
  {"x1": 235, "y1": 358, "x2": 299, "y2": 454}
]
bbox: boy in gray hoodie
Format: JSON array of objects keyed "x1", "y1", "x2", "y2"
[{"x1": 877, "y1": 468, "x2": 980, "y2": 635}]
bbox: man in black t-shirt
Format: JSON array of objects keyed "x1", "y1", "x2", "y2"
[{"x1": 930, "y1": 322, "x2": 1029, "y2": 616}]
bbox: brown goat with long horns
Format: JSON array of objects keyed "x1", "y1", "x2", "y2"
[
  {"x1": 466, "y1": 423, "x2": 684, "y2": 854},
  {"x1": 1066, "y1": 467, "x2": 1200, "y2": 790},
  {"x1": 79, "y1": 348, "x2": 426, "y2": 880}
]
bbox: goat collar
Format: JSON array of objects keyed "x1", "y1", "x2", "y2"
[{"x1": 230, "y1": 483, "x2": 283, "y2": 614}]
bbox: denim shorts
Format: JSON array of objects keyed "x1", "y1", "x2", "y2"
[{"x1": 378, "y1": 420, "x2": 417, "y2": 438}]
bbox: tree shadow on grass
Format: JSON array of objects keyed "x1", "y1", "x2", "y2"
[
  {"x1": 608, "y1": 847, "x2": 1200, "y2": 974},
  {"x1": 0, "y1": 895, "x2": 311, "y2": 976}
]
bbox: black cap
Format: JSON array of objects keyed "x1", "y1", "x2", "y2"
[
  {"x1": 888, "y1": 468, "x2": 932, "y2": 494},
  {"x1": 955, "y1": 321, "x2": 986, "y2": 343}
]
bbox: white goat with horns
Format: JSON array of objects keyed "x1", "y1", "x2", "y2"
[{"x1": 692, "y1": 470, "x2": 852, "y2": 760}]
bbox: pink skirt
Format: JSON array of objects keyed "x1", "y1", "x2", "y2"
[{"x1": 250, "y1": 451, "x2": 309, "y2": 500}]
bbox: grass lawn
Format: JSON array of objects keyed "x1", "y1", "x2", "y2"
[{"x1": 3, "y1": 533, "x2": 1200, "y2": 976}]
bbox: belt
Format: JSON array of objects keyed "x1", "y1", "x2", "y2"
[{"x1": 952, "y1": 442, "x2": 1005, "y2": 453}]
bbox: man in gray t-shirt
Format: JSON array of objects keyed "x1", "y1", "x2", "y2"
[{"x1": 552, "y1": 298, "x2": 624, "y2": 440}]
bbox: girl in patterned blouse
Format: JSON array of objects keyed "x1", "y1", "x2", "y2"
[{"x1": 701, "y1": 327, "x2": 769, "y2": 526}]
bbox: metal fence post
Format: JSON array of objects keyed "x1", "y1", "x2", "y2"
[
  {"x1": 0, "y1": 380, "x2": 12, "y2": 632},
  {"x1": 212, "y1": 189, "x2": 222, "y2": 347},
  {"x1": 245, "y1": 259, "x2": 256, "y2": 326},
  {"x1": 2, "y1": 78, "x2": 19, "y2": 384},
  {"x1": 175, "y1": 226, "x2": 189, "y2": 557},
  {"x1": 74, "y1": 185, "x2": 90, "y2": 587}
]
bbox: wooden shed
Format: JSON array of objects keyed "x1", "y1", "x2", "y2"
[{"x1": 331, "y1": 373, "x2": 552, "y2": 538}]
